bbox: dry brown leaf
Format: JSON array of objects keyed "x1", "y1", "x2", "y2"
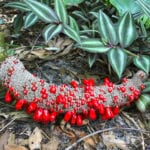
[
  {"x1": 0, "y1": 131, "x2": 9, "y2": 150},
  {"x1": 28, "y1": 127, "x2": 42, "y2": 150},
  {"x1": 4, "y1": 144, "x2": 28, "y2": 150},
  {"x1": 41, "y1": 136, "x2": 60, "y2": 150},
  {"x1": 31, "y1": 50, "x2": 50, "y2": 59},
  {"x1": 102, "y1": 133, "x2": 129, "y2": 150},
  {"x1": 7, "y1": 133, "x2": 15, "y2": 145}
]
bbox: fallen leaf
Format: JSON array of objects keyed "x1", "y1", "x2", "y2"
[
  {"x1": 28, "y1": 127, "x2": 42, "y2": 150},
  {"x1": 7, "y1": 133, "x2": 15, "y2": 145},
  {"x1": 102, "y1": 133, "x2": 129, "y2": 150},
  {"x1": 0, "y1": 131, "x2": 9, "y2": 150},
  {"x1": 42, "y1": 136, "x2": 60, "y2": 150},
  {"x1": 4, "y1": 144, "x2": 28, "y2": 150}
]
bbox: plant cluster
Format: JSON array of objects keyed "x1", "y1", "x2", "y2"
[{"x1": 1, "y1": 0, "x2": 150, "y2": 117}]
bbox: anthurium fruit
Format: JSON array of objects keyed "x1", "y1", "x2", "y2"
[
  {"x1": 89, "y1": 108, "x2": 97, "y2": 120},
  {"x1": 77, "y1": 115, "x2": 83, "y2": 126},
  {"x1": 26, "y1": 102, "x2": 37, "y2": 114},
  {"x1": 64, "y1": 111, "x2": 72, "y2": 122},
  {"x1": 5, "y1": 91, "x2": 12, "y2": 103},
  {"x1": 33, "y1": 108, "x2": 43, "y2": 122},
  {"x1": 49, "y1": 111, "x2": 57, "y2": 122},
  {"x1": 70, "y1": 114, "x2": 77, "y2": 125},
  {"x1": 105, "y1": 107, "x2": 114, "y2": 119},
  {"x1": 15, "y1": 99, "x2": 27, "y2": 110},
  {"x1": 42, "y1": 109, "x2": 50, "y2": 124}
]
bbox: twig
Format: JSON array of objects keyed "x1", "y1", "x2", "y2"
[
  {"x1": 65, "y1": 127, "x2": 149, "y2": 150},
  {"x1": 0, "y1": 117, "x2": 16, "y2": 132}
]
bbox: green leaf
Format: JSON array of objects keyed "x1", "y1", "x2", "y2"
[
  {"x1": 107, "y1": 48, "x2": 127, "y2": 78},
  {"x1": 13, "y1": 14, "x2": 24, "y2": 34},
  {"x1": 118, "y1": 12, "x2": 137, "y2": 48},
  {"x1": 55, "y1": 0, "x2": 68, "y2": 24},
  {"x1": 136, "y1": 99, "x2": 146, "y2": 112},
  {"x1": 143, "y1": 81, "x2": 150, "y2": 93},
  {"x1": 136, "y1": 0, "x2": 150, "y2": 17},
  {"x1": 64, "y1": 25, "x2": 81, "y2": 43},
  {"x1": 23, "y1": 0, "x2": 58, "y2": 23},
  {"x1": 79, "y1": 38, "x2": 110, "y2": 53},
  {"x1": 88, "y1": 54, "x2": 97, "y2": 68},
  {"x1": 24, "y1": 12, "x2": 39, "y2": 28},
  {"x1": 42, "y1": 24, "x2": 63, "y2": 42},
  {"x1": 98, "y1": 11, "x2": 118, "y2": 45},
  {"x1": 69, "y1": 16, "x2": 79, "y2": 34},
  {"x1": 133, "y1": 55, "x2": 150, "y2": 74},
  {"x1": 136, "y1": 94, "x2": 150, "y2": 112},
  {"x1": 5, "y1": 2, "x2": 30, "y2": 11},
  {"x1": 64, "y1": 0, "x2": 84, "y2": 5},
  {"x1": 109, "y1": 0, "x2": 142, "y2": 17},
  {"x1": 72, "y1": 11, "x2": 89, "y2": 22}
]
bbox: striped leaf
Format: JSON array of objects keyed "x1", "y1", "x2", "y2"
[
  {"x1": 136, "y1": 94, "x2": 150, "y2": 112},
  {"x1": 133, "y1": 55, "x2": 150, "y2": 74},
  {"x1": 69, "y1": 16, "x2": 79, "y2": 34},
  {"x1": 118, "y1": 12, "x2": 137, "y2": 48},
  {"x1": 98, "y1": 11, "x2": 118, "y2": 45},
  {"x1": 5, "y1": 2, "x2": 30, "y2": 11},
  {"x1": 143, "y1": 81, "x2": 150, "y2": 93},
  {"x1": 64, "y1": 25, "x2": 81, "y2": 43},
  {"x1": 24, "y1": 12, "x2": 39, "y2": 28},
  {"x1": 42, "y1": 24, "x2": 63, "y2": 42},
  {"x1": 88, "y1": 54, "x2": 97, "y2": 68},
  {"x1": 23, "y1": 0, "x2": 58, "y2": 23},
  {"x1": 79, "y1": 38, "x2": 110, "y2": 53},
  {"x1": 55, "y1": 0, "x2": 68, "y2": 24},
  {"x1": 136, "y1": 0, "x2": 150, "y2": 17},
  {"x1": 107, "y1": 48, "x2": 127, "y2": 78},
  {"x1": 64, "y1": 0, "x2": 84, "y2": 5}
]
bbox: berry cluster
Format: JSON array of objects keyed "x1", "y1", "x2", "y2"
[{"x1": 0, "y1": 57, "x2": 147, "y2": 126}]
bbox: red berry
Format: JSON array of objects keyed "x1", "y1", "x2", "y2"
[
  {"x1": 82, "y1": 79, "x2": 89, "y2": 85},
  {"x1": 42, "y1": 93, "x2": 48, "y2": 99},
  {"x1": 105, "y1": 107, "x2": 114, "y2": 119},
  {"x1": 113, "y1": 106, "x2": 120, "y2": 115},
  {"x1": 120, "y1": 87, "x2": 126, "y2": 93},
  {"x1": 49, "y1": 112, "x2": 57, "y2": 122},
  {"x1": 56, "y1": 94, "x2": 65, "y2": 104},
  {"x1": 15, "y1": 99, "x2": 26, "y2": 110},
  {"x1": 33, "y1": 108, "x2": 43, "y2": 122},
  {"x1": 129, "y1": 86, "x2": 134, "y2": 91},
  {"x1": 99, "y1": 94, "x2": 106, "y2": 102},
  {"x1": 140, "y1": 84, "x2": 145, "y2": 90},
  {"x1": 26, "y1": 102, "x2": 37, "y2": 114},
  {"x1": 88, "y1": 78, "x2": 94, "y2": 86},
  {"x1": 70, "y1": 114, "x2": 77, "y2": 125},
  {"x1": 122, "y1": 78, "x2": 128, "y2": 83},
  {"x1": 42, "y1": 109, "x2": 50, "y2": 124},
  {"x1": 89, "y1": 108, "x2": 97, "y2": 120},
  {"x1": 40, "y1": 88, "x2": 46, "y2": 94},
  {"x1": 23, "y1": 89, "x2": 28, "y2": 95},
  {"x1": 31, "y1": 85, "x2": 37, "y2": 91},
  {"x1": 70, "y1": 80, "x2": 78, "y2": 88},
  {"x1": 77, "y1": 115, "x2": 83, "y2": 126},
  {"x1": 5, "y1": 91, "x2": 12, "y2": 103},
  {"x1": 13, "y1": 91, "x2": 19, "y2": 97},
  {"x1": 108, "y1": 87, "x2": 113, "y2": 93},
  {"x1": 64, "y1": 111, "x2": 72, "y2": 122},
  {"x1": 49, "y1": 85, "x2": 57, "y2": 94},
  {"x1": 98, "y1": 104, "x2": 105, "y2": 115},
  {"x1": 128, "y1": 94, "x2": 135, "y2": 101}
]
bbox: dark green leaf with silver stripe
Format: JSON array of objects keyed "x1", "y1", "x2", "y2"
[{"x1": 107, "y1": 48, "x2": 127, "y2": 78}]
